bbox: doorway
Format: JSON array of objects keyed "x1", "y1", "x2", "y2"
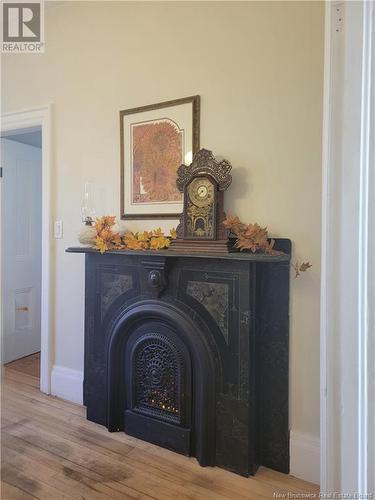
[
  {"x1": 1, "y1": 130, "x2": 42, "y2": 374},
  {"x1": 1, "y1": 106, "x2": 52, "y2": 394}
]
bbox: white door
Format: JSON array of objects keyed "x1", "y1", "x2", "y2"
[{"x1": 2, "y1": 138, "x2": 42, "y2": 363}]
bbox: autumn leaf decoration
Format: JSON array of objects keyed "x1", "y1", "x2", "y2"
[
  {"x1": 93, "y1": 216, "x2": 176, "y2": 253},
  {"x1": 223, "y1": 215, "x2": 279, "y2": 254},
  {"x1": 292, "y1": 261, "x2": 312, "y2": 278},
  {"x1": 223, "y1": 215, "x2": 311, "y2": 278},
  {"x1": 95, "y1": 216, "x2": 122, "y2": 254}
]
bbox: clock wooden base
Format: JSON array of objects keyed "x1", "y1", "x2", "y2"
[{"x1": 169, "y1": 238, "x2": 235, "y2": 254}]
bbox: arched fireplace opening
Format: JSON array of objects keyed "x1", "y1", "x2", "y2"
[{"x1": 107, "y1": 300, "x2": 221, "y2": 467}]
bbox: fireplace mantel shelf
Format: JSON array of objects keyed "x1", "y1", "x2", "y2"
[{"x1": 66, "y1": 246, "x2": 290, "y2": 262}]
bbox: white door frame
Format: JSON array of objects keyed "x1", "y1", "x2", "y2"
[
  {"x1": 1, "y1": 105, "x2": 53, "y2": 393},
  {"x1": 321, "y1": 1, "x2": 374, "y2": 494}
]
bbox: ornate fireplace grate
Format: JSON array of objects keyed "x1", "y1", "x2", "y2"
[{"x1": 132, "y1": 334, "x2": 184, "y2": 424}]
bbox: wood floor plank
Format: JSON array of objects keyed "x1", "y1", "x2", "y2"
[
  {"x1": 3, "y1": 397, "x2": 134, "y2": 458},
  {"x1": 3, "y1": 445, "x2": 126, "y2": 500},
  {"x1": 5, "y1": 353, "x2": 40, "y2": 378},
  {"x1": 3, "y1": 378, "x2": 84, "y2": 416},
  {"x1": 255, "y1": 466, "x2": 319, "y2": 493},
  {"x1": 0, "y1": 480, "x2": 38, "y2": 500},
  {"x1": 3, "y1": 394, "x2": 312, "y2": 498},
  {"x1": 2, "y1": 399, "x2": 264, "y2": 500},
  {"x1": 1, "y1": 358, "x2": 319, "y2": 499},
  {"x1": 3, "y1": 418, "x2": 189, "y2": 500},
  {"x1": 1, "y1": 414, "x2": 24, "y2": 429},
  {"x1": 126, "y1": 447, "x2": 280, "y2": 500},
  {"x1": 4, "y1": 368, "x2": 39, "y2": 389},
  {"x1": 1, "y1": 463, "x2": 73, "y2": 500},
  {"x1": 2, "y1": 433, "x2": 151, "y2": 500},
  {"x1": 2, "y1": 390, "x2": 151, "y2": 454}
]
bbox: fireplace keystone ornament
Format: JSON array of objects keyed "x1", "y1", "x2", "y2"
[{"x1": 170, "y1": 149, "x2": 233, "y2": 253}]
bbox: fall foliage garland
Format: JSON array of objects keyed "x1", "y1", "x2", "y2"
[
  {"x1": 94, "y1": 216, "x2": 176, "y2": 254},
  {"x1": 223, "y1": 215, "x2": 311, "y2": 278},
  {"x1": 223, "y1": 215, "x2": 279, "y2": 254},
  {"x1": 92, "y1": 215, "x2": 311, "y2": 278}
]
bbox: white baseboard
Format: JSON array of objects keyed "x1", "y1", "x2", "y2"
[
  {"x1": 290, "y1": 430, "x2": 320, "y2": 485},
  {"x1": 51, "y1": 365, "x2": 83, "y2": 405}
]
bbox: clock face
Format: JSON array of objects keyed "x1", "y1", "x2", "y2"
[
  {"x1": 186, "y1": 177, "x2": 215, "y2": 239},
  {"x1": 188, "y1": 177, "x2": 214, "y2": 208}
]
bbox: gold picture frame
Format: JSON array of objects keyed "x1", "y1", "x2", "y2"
[{"x1": 120, "y1": 95, "x2": 200, "y2": 220}]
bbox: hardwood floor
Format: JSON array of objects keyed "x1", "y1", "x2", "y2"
[
  {"x1": 1, "y1": 354, "x2": 319, "y2": 499},
  {"x1": 4, "y1": 353, "x2": 41, "y2": 379}
]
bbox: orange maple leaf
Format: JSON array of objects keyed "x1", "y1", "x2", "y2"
[
  {"x1": 123, "y1": 232, "x2": 146, "y2": 250},
  {"x1": 293, "y1": 261, "x2": 312, "y2": 278},
  {"x1": 152, "y1": 227, "x2": 164, "y2": 237},
  {"x1": 137, "y1": 231, "x2": 151, "y2": 243},
  {"x1": 95, "y1": 215, "x2": 116, "y2": 233},
  {"x1": 223, "y1": 215, "x2": 243, "y2": 236},
  {"x1": 300, "y1": 262, "x2": 312, "y2": 272},
  {"x1": 101, "y1": 215, "x2": 116, "y2": 227},
  {"x1": 150, "y1": 236, "x2": 170, "y2": 250},
  {"x1": 95, "y1": 236, "x2": 109, "y2": 254},
  {"x1": 111, "y1": 232, "x2": 122, "y2": 246},
  {"x1": 99, "y1": 228, "x2": 115, "y2": 242}
]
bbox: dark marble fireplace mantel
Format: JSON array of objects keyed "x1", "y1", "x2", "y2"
[
  {"x1": 67, "y1": 245, "x2": 291, "y2": 261},
  {"x1": 67, "y1": 242, "x2": 291, "y2": 477}
]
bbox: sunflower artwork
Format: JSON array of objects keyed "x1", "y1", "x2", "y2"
[
  {"x1": 132, "y1": 120, "x2": 183, "y2": 204},
  {"x1": 120, "y1": 96, "x2": 200, "y2": 220}
]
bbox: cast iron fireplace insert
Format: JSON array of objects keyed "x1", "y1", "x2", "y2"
[{"x1": 67, "y1": 242, "x2": 290, "y2": 477}]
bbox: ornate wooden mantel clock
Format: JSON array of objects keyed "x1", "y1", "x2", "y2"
[{"x1": 170, "y1": 149, "x2": 233, "y2": 253}]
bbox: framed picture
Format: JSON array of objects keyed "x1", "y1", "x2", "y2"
[{"x1": 120, "y1": 95, "x2": 200, "y2": 220}]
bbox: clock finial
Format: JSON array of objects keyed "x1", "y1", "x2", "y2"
[{"x1": 176, "y1": 149, "x2": 232, "y2": 192}]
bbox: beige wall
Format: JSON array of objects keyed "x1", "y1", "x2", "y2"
[{"x1": 2, "y1": 1, "x2": 324, "y2": 439}]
